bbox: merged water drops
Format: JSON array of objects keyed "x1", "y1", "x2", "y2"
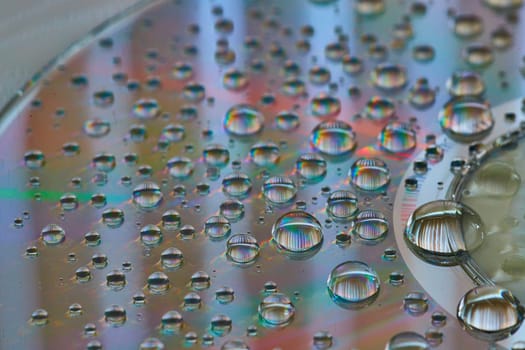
[
  {"x1": 327, "y1": 261, "x2": 380, "y2": 308},
  {"x1": 310, "y1": 120, "x2": 357, "y2": 155},
  {"x1": 439, "y1": 98, "x2": 494, "y2": 142},
  {"x1": 224, "y1": 104, "x2": 264, "y2": 136}
]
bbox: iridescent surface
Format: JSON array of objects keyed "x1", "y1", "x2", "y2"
[{"x1": 2, "y1": 0, "x2": 525, "y2": 349}]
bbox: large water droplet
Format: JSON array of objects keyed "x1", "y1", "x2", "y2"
[
  {"x1": 379, "y1": 121, "x2": 417, "y2": 154},
  {"x1": 404, "y1": 200, "x2": 485, "y2": 265},
  {"x1": 439, "y1": 98, "x2": 494, "y2": 142},
  {"x1": 350, "y1": 158, "x2": 390, "y2": 192},
  {"x1": 326, "y1": 190, "x2": 358, "y2": 221},
  {"x1": 457, "y1": 286, "x2": 524, "y2": 341},
  {"x1": 262, "y1": 176, "x2": 297, "y2": 204}
]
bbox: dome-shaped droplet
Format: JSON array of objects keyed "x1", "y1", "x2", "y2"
[
  {"x1": 222, "y1": 173, "x2": 252, "y2": 197},
  {"x1": 371, "y1": 63, "x2": 407, "y2": 90},
  {"x1": 365, "y1": 96, "x2": 396, "y2": 120},
  {"x1": 220, "y1": 200, "x2": 245, "y2": 222},
  {"x1": 350, "y1": 158, "x2": 390, "y2": 192},
  {"x1": 140, "y1": 225, "x2": 163, "y2": 246},
  {"x1": 172, "y1": 61, "x2": 193, "y2": 80},
  {"x1": 166, "y1": 157, "x2": 194, "y2": 178},
  {"x1": 221, "y1": 339, "x2": 250, "y2": 350},
  {"x1": 30, "y1": 309, "x2": 49, "y2": 326},
  {"x1": 281, "y1": 78, "x2": 306, "y2": 96},
  {"x1": 83, "y1": 119, "x2": 111, "y2": 138},
  {"x1": 326, "y1": 190, "x2": 358, "y2": 221},
  {"x1": 93, "y1": 90, "x2": 114, "y2": 107},
  {"x1": 453, "y1": 14, "x2": 483, "y2": 38},
  {"x1": 296, "y1": 153, "x2": 327, "y2": 182},
  {"x1": 211, "y1": 314, "x2": 232, "y2": 336},
  {"x1": 275, "y1": 111, "x2": 300, "y2": 131},
  {"x1": 204, "y1": 215, "x2": 231, "y2": 240},
  {"x1": 258, "y1": 293, "x2": 295, "y2": 327},
  {"x1": 467, "y1": 162, "x2": 521, "y2": 198},
  {"x1": 463, "y1": 44, "x2": 493, "y2": 67},
  {"x1": 161, "y1": 310, "x2": 183, "y2": 334},
  {"x1": 447, "y1": 71, "x2": 485, "y2": 97},
  {"x1": 385, "y1": 332, "x2": 430, "y2": 350},
  {"x1": 216, "y1": 286, "x2": 235, "y2": 304},
  {"x1": 203, "y1": 144, "x2": 230, "y2": 167},
  {"x1": 224, "y1": 104, "x2": 264, "y2": 136},
  {"x1": 310, "y1": 121, "x2": 357, "y2": 156},
  {"x1": 140, "y1": 338, "x2": 165, "y2": 350},
  {"x1": 147, "y1": 271, "x2": 170, "y2": 294},
  {"x1": 379, "y1": 122, "x2": 417, "y2": 154},
  {"x1": 161, "y1": 210, "x2": 181, "y2": 231},
  {"x1": 308, "y1": 66, "x2": 331, "y2": 85},
  {"x1": 404, "y1": 200, "x2": 485, "y2": 265},
  {"x1": 132, "y1": 98, "x2": 160, "y2": 119},
  {"x1": 191, "y1": 271, "x2": 211, "y2": 290},
  {"x1": 41, "y1": 224, "x2": 65, "y2": 245},
  {"x1": 408, "y1": 79, "x2": 436, "y2": 109},
  {"x1": 491, "y1": 26, "x2": 513, "y2": 49},
  {"x1": 223, "y1": 69, "x2": 249, "y2": 91},
  {"x1": 353, "y1": 209, "x2": 389, "y2": 241},
  {"x1": 24, "y1": 150, "x2": 45, "y2": 169},
  {"x1": 483, "y1": 0, "x2": 523, "y2": 10},
  {"x1": 355, "y1": 0, "x2": 385, "y2": 15},
  {"x1": 327, "y1": 261, "x2": 380, "y2": 308},
  {"x1": 133, "y1": 182, "x2": 163, "y2": 209},
  {"x1": 271, "y1": 211, "x2": 323, "y2": 253},
  {"x1": 160, "y1": 247, "x2": 183, "y2": 270},
  {"x1": 226, "y1": 233, "x2": 260, "y2": 264},
  {"x1": 412, "y1": 45, "x2": 435, "y2": 63},
  {"x1": 310, "y1": 93, "x2": 341, "y2": 117},
  {"x1": 104, "y1": 305, "x2": 126, "y2": 326},
  {"x1": 439, "y1": 98, "x2": 494, "y2": 142},
  {"x1": 182, "y1": 82, "x2": 205, "y2": 102},
  {"x1": 250, "y1": 142, "x2": 280, "y2": 166},
  {"x1": 457, "y1": 286, "x2": 524, "y2": 342},
  {"x1": 262, "y1": 176, "x2": 297, "y2": 204},
  {"x1": 161, "y1": 124, "x2": 185, "y2": 142},
  {"x1": 102, "y1": 208, "x2": 124, "y2": 228},
  {"x1": 59, "y1": 193, "x2": 78, "y2": 211}
]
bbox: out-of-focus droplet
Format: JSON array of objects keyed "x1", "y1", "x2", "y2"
[
  {"x1": 439, "y1": 98, "x2": 494, "y2": 142},
  {"x1": 379, "y1": 121, "x2": 417, "y2": 154},
  {"x1": 365, "y1": 96, "x2": 395, "y2": 120},
  {"x1": 224, "y1": 104, "x2": 264, "y2": 136},
  {"x1": 310, "y1": 121, "x2": 357, "y2": 155}
]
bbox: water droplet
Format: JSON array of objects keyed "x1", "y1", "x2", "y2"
[
  {"x1": 226, "y1": 233, "x2": 260, "y2": 264},
  {"x1": 59, "y1": 193, "x2": 78, "y2": 211},
  {"x1": 310, "y1": 120, "x2": 357, "y2": 155},
  {"x1": 326, "y1": 190, "x2": 358, "y2": 221},
  {"x1": 204, "y1": 215, "x2": 231, "y2": 240},
  {"x1": 467, "y1": 162, "x2": 521, "y2": 197},
  {"x1": 220, "y1": 200, "x2": 245, "y2": 222},
  {"x1": 447, "y1": 71, "x2": 485, "y2": 97},
  {"x1": 483, "y1": 0, "x2": 523, "y2": 10},
  {"x1": 166, "y1": 157, "x2": 193, "y2": 178},
  {"x1": 365, "y1": 96, "x2": 395, "y2": 120},
  {"x1": 93, "y1": 90, "x2": 114, "y2": 107},
  {"x1": 224, "y1": 104, "x2": 264, "y2": 136},
  {"x1": 216, "y1": 287, "x2": 235, "y2": 304},
  {"x1": 412, "y1": 45, "x2": 435, "y2": 63},
  {"x1": 182, "y1": 82, "x2": 205, "y2": 102},
  {"x1": 275, "y1": 111, "x2": 300, "y2": 131},
  {"x1": 250, "y1": 142, "x2": 280, "y2": 166},
  {"x1": 172, "y1": 61, "x2": 193, "y2": 80},
  {"x1": 355, "y1": 0, "x2": 385, "y2": 16},
  {"x1": 24, "y1": 150, "x2": 45, "y2": 169},
  {"x1": 83, "y1": 119, "x2": 110, "y2": 138},
  {"x1": 161, "y1": 210, "x2": 181, "y2": 231},
  {"x1": 404, "y1": 200, "x2": 485, "y2": 265},
  {"x1": 379, "y1": 122, "x2": 417, "y2": 154},
  {"x1": 67, "y1": 303, "x2": 83, "y2": 317},
  {"x1": 161, "y1": 310, "x2": 183, "y2": 333},
  {"x1": 310, "y1": 93, "x2": 341, "y2": 117},
  {"x1": 491, "y1": 26, "x2": 513, "y2": 49},
  {"x1": 262, "y1": 176, "x2": 297, "y2": 204},
  {"x1": 132, "y1": 98, "x2": 160, "y2": 119},
  {"x1": 458, "y1": 286, "x2": 524, "y2": 341},
  {"x1": 221, "y1": 339, "x2": 250, "y2": 350},
  {"x1": 183, "y1": 292, "x2": 202, "y2": 311},
  {"x1": 132, "y1": 182, "x2": 163, "y2": 209},
  {"x1": 106, "y1": 270, "x2": 126, "y2": 291},
  {"x1": 223, "y1": 69, "x2": 249, "y2": 91},
  {"x1": 211, "y1": 314, "x2": 232, "y2": 336},
  {"x1": 140, "y1": 225, "x2": 162, "y2": 246},
  {"x1": 350, "y1": 158, "x2": 390, "y2": 192},
  {"x1": 30, "y1": 309, "x2": 49, "y2": 326},
  {"x1": 308, "y1": 66, "x2": 331, "y2": 85},
  {"x1": 385, "y1": 332, "x2": 430, "y2": 350},
  {"x1": 408, "y1": 79, "x2": 436, "y2": 109},
  {"x1": 258, "y1": 293, "x2": 295, "y2": 327},
  {"x1": 41, "y1": 224, "x2": 65, "y2": 245},
  {"x1": 296, "y1": 153, "x2": 327, "y2": 182},
  {"x1": 191, "y1": 271, "x2": 211, "y2": 290},
  {"x1": 463, "y1": 44, "x2": 493, "y2": 67},
  {"x1": 403, "y1": 291, "x2": 429, "y2": 316},
  {"x1": 140, "y1": 338, "x2": 165, "y2": 350},
  {"x1": 203, "y1": 144, "x2": 230, "y2": 167},
  {"x1": 371, "y1": 63, "x2": 407, "y2": 90},
  {"x1": 353, "y1": 209, "x2": 388, "y2": 241},
  {"x1": 327, "y1": 261, "x2": 380, "y2": 308},
  {"x1": 281, "y1": 78, "x2": 306, "y2": 96},
  {"x1": 75, "y1": 266, "x2": 92, "y2": 282},
  {"x1": 453, "y1": 14, "x2": 483, "y2": 38},
  {"x1": 102, "y1": 208, "x2": 124, "y2": 228},
  {"x1": 439, "y1": 98, "x2": 494, "y2": 142},
  {"x1": 104, "y1": 305, "x2": 126, "y2": 326},
  {"x1": 272, "y1": 211, "x2": 323, "y2": 254},
  {"x1": 147, "y1": 271, "x2": 170, "y2": 294}
]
